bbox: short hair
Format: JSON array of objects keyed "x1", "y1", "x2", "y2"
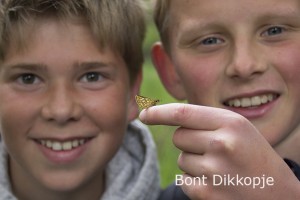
[
  {"x1": 153, "y1": 0, "x2": 171, "y2": 52},
  {"x1": 0, "y1": 0, "x2": 146, "y2": 82}
]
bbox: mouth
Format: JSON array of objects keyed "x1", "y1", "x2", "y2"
[
  {"x1": 36, "y1": 138, "x2": 92, "y2": 151},
  {"x1": 223, "y1": 93, "x2": 279, "y2": 108}
]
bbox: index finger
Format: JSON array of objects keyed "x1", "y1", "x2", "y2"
[{"x1": 139, "y1": 103, "x2": 236, "y2": 130}]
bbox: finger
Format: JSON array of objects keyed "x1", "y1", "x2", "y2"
[
  {"x1": 180, "y1": 173, "x2": 209, "y2": 200},
  {"x1": 139, "y1": 103, "x2": 236, "y2": 130},
  {"x1": 178, "y1": 152, "x2": 216, "y2": 178},
  {"x1": 173, "y1": 127, "x2": 214, "y2": 154}
]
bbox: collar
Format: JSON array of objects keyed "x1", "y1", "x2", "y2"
[{"x1": 284, "y1": 158, "x2": 300, "y2": 181}]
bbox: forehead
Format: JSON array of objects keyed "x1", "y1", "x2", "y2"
[
  {"x1": 5, "y1": 18, "x2": 84, "y2": 55},
  {"x1": 167, "y1": 0, "x2": 300, "y2": 49},
  {"x1": 169, "y1": 0, "x2": 300, "y2": 27},
  {"x1": 5, "y1": 19, "x2": 86, "y2": 57},
  {"x1": 3, "y1": 19, "x2": 124, "y2": 70}
]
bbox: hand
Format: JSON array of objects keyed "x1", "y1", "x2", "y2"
[{"x1": 140, "y1": 103, "x2": 300, "y2": 200}]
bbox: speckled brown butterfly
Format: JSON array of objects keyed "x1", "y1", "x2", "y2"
[{"x1": 135, "y1": 95, "x2": 160, "y2": 110}]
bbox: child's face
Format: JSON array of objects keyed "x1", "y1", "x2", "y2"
[
  {"x1": 0, "y1": 19, "x2": 139, "y2": 193},
  {"x1": 153, "y1": 0, "x2": 300, "y2": 146}
]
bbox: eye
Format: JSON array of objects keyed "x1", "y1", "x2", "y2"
[
  {"x1": 201, "y1": 37, "x2": 223, "y2": 45},
  {"x1": 80, "y1": 72, "x2": 104, "y2": 82},
  {"x1": 262, "y1": 26, "x2": 285, "y2": 36},
  {"x1": 17, "y1": 74, "x2": 40, "y2": 85}
]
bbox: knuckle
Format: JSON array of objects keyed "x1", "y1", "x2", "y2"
[
  {"x1": 226, "y1": 113, "x2": 248, "y2": 128},
  {"x1": 173, "y1": 104, "x2": 192, "y2": 123},
  {"x1": 209, "y1": 135, "x2": 235, "y2": 154}
]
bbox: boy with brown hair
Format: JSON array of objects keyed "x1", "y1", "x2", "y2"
[
  {"x1": 0, "y1": 0, "x2": 160, "y2": 199},
  {"x1": 144, "y1": 0, "x2": 300, "y2": 199}
]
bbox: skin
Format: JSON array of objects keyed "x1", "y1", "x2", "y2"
[
  {"x1": 146, "y1": 0, "x2": 300, "y2": 199},
  {"x1": 0, "y1": 19, "x2": 140, "y2": 200}
]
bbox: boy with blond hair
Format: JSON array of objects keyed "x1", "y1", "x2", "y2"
[
  {"x1": 0, "y1": 0, "x2": 160, "y2": 199},
  {"x1": 145, "y1": 0, "x2": 300, "y2": 199}
]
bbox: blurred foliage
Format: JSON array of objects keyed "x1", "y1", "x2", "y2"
[
  {"x1": 141, "y1": 61, "x2": 182, "y2": 188},
  {"x1": 141, "y1": 6, "x2": 184, "y2": 188}
]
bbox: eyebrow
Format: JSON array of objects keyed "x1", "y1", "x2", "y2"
[
  {"x1": 3, "y1": 61, "x2": 112, "y2": 71},
  {"x1": 177, "y1": 20, "x2": 221, "y2": 46},
  {"x1": 256, "y1": 12, "x2": 300, "y2": 24},
  {"x1": 76, "y1": 61, "x2": 111, "y2": 70},
  {"x1": 2, "y1": 63, "x2": 48, "y2": 72},
  {"x1": 178, "y1": 11, "x2": 300, "y2": 40}
]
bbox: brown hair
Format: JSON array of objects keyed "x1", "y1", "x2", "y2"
[
  {"x1": 0, "y1": 0, "x2": 146, "y2": 81},
  {"x1": 153, "y1": 0, "x2": 171, "y2": 52}
]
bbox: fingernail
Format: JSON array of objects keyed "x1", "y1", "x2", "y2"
[{"x1": 139, "y1": 109, "x2": 146, "y2": 121}]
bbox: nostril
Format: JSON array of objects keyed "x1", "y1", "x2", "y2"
[
  {"x1": 226, "y1": 46, "x2": 267, "y2": 80},
  {"x1": 40, "y1": 85, "x2": 83, "y2": 124},
  {"x1": 41, "y1": 101, "x2": 82, "y2": 124}
]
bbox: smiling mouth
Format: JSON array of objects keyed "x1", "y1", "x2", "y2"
[
  {"x1": 37, "y1": 138, "x2": 91, "y2": 151},
  {"x1": 224, "y1": 93, "x2": 279, "y2": 108}
]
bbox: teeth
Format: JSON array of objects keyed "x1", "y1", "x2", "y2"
[
  {"x1": 72, "y1": 140, "x2": 79, "y2": 148},
  {"x1": 39, "y1": 139, "x2": 88, "y2": 151},
  {"x1": 241, "y1": 98, "x2": 251, "y2": 107},
  {"x1": 62, "y1": 141, "x2": 72, "y2": 150},
  {"x1": 52, "y1": 142, "x2": 63, "y2": 151},
  {"x1": 251, "y1": 96, "x2": 261, "y2": 106},
  {"x1": 226, "y1": 94, "x2": 277, "y2": 108}
]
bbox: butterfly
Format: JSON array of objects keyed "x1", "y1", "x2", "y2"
[{"x1": 135, "y1": 95, "x2": 160, "y2": 110}]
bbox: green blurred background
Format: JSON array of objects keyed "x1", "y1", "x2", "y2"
[{"x1": 141, "y1": 4, "x2": 183, "y2": 188}]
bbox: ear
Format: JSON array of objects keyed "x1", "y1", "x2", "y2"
[
  {"x1": 127, "y1": 70, "x2": 142, "y2": 122},
  {"x1": 151, "y1": 42, "x2": 186, "y2": 100}
]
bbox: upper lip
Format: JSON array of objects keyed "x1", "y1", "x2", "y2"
[
  {"x1": 36, "y1": 137, "x2": 93, "y2": 141},
  {"x1": 32, "y1": 135, "x2": 95, "y2": 142}
]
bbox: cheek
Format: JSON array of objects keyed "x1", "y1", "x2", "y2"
[
  {"x1": 86, "y1": 93, "x2": 129, "y2": 162},
  {"x1": 0, "y1": 99, "x2": 35, "y2": 163},
  {"x1": 273, "y1": 47, "x2": 300, "y2": 92},
  {"x1": 86, "y1": 90, "x2": 129, "y2": 133},
  {"x1": 0, "y1": 90, "x2": 37, "y2": 142},
  {"x1": 175, "y1": 56, "x2": 222, "y2": 102}
]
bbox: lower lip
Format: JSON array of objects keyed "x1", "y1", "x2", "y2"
[
  {"x1": 36, "y1": 140, "x2": 91, "y2": 165},
  {"x1": 225, "y1": 97, "x2": 279, "y2": 119}
]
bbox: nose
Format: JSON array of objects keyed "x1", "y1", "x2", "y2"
[
  {"x1": 226, "y1": 41, "x2": 267, "y2": 80},
  {"x1": 41, "y1": 83, "x2": 83, "y2": 124}
]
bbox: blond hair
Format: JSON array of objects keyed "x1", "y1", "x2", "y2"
[{"x1": 0, "y1": 0, "x2": 146, "y2": 81}]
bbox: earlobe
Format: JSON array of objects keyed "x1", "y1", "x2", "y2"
[{"x1": 151, "y1": 42, "x2": 186, "y2": 100}]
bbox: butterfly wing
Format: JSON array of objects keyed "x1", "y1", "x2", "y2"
[{"x1": 135, "y1": 95, "x2": 159, "y2": 109}]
